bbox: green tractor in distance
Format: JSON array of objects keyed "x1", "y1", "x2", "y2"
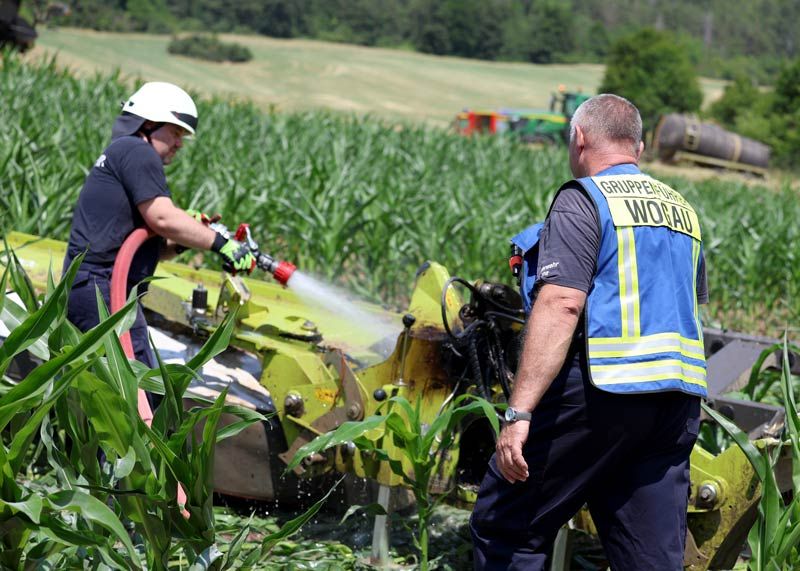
[
  {"x1": 455, "y1": 87, "x2": 590, "y2": 145},
  {"x1": 505, "y1": 88, "x2": 590, "y2": 144}
]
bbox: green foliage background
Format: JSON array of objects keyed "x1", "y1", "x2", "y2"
[
  {"x1": 1, "y1": 57, "x2": 798, "y2": 337},
  {"x1": 167, "y1": 34, "x2": 252, "y2": 63},
  {"x1": 708, "y1": 58, "x2": 800, "y2": 168},
  {"x1": 50, "y1": 0, "x2": 800, "y2": 81},
  {"x1": 600, "y1": 28, "x2": 703, "y2": 129}
]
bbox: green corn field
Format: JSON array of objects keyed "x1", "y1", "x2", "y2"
[{"x1": 1, "y1": 55, "x2": 798, "y2": 338}]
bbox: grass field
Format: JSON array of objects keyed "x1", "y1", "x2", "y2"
[{"x1": 31, "y1": 28, "x2": 728, "y2": 126}]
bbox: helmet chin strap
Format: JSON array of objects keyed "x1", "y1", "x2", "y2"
[{"x1": 138, "y1": 122, "x2": 165, "y2": 144}]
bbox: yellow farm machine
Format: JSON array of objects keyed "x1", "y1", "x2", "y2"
[{"x1": 2, "y1": 231, "x2": 798, "y2": 569}]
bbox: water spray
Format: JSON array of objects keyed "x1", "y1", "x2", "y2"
[{"x1": 213, "y1": 222, "x2": 400, "y2": 355}]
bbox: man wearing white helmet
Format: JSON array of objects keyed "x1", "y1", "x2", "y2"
[{"x1": 63, "y1": 81, "x2": 254, "y2": 374}]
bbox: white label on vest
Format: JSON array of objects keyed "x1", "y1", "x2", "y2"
[{"x1": 591, "y1": 174, "x2": 701, "y2": 241}]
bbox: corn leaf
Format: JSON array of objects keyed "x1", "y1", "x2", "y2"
[
  {"x1": 0, "y1": 252, "x2": 83, "y2": 375},
  {"x1": 214, "y1": 411, "x2": 269, "y2": 443},
  {"x1": 43, "y1": 490, "x2": 140, "y2": 568},
  {"x1": 776, "y1": 495, "x2": 800, "y2": 562},
  {"x1": 7, "y1": 359, "x2": 88, "y2": 473},
  {"x1": 94, "y1": 287, "x2": 138, "y2": 413},
  {"x1": 422, "y1": 395, "x2": 499, "y2": 453},
  {"x1": 702, "y1": 403, "x2": 768, "y2": 481},
  {"x1": 0, "y1": 294, "x2": 138, "y2": 432},
  {"x1": 195, "y1": 388, "x2": 229, "y2": 506},
  {"x1": 75, "y1": 371, "x2": 135, "y2": 458},
  {"x1": 0, "y1": 298, "x2": 50, "y2": 362},
  {"x1": 0, "y1": 494, "x2": 43, "y2": 524},
  {"x1": 113, "y1": 447, "x2": 137, "y2": 481},
  {"x1": 185, "y1": 307, "x2": 239, "y2": 371},
  {"x1": 220, "y1": 513, "x2": 254, "y2": 568},
  {"x1": 741, "y1": 343, "x2": 783, "y2": 401},
  {"x1": 779, "y1": 337, "x2": 800, "y2": 493},
  {"x1": 139, "y1": 421, "x2": 192, "y2": 485},
  {"x1": 151, "y1": 332, "x2": 183, "y2": 435},
  {"x1": 248, "y1": 477, "x2": 343, "y2": 562},
  {"x1": 189, "y1": 544, "x2": 223, "y2": 571},
  {"x1": 285, "y1": 415, "x2": 388, "y2": 473},
  {"x1": 4, "y1": 245, "x2": 38, "y2": 314}
]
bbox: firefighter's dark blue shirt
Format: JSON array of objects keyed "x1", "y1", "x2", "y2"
[{"x1": 65, "y1": 135, "x2": 170, "y2": 285}]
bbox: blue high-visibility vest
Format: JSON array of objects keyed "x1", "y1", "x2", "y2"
[{"x1": 514, "y1": 164, "x2": 707, "y2": 398}]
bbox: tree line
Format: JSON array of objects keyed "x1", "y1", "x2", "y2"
[{"x1": 54, "y1": 0, "x2": 798, "y2": 83}]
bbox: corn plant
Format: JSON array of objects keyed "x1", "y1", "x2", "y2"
[
  {"x1": 703, "y1": 338, "x2": 800, "y2": 570},
  {"x1": 0, "y1": 245, "x2": 334, "y2": 568},
  {"x1": 287, "y1": 394, "x2": 499, "y2": 571}
]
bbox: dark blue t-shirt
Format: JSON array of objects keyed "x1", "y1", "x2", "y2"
[{"x1": 65, "y1": 136, "x2": 171, "y2": 284}]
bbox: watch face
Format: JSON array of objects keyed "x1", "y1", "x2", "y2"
[{"x1": 504, "y1": 408, "x2": 515, "y2": 422}]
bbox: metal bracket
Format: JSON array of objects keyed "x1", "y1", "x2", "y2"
[
  {"x1": 279, "y1": 349, "x2": 365, "y2": 475},
  {"x1": 215, "y1": 275, "x2": 250, "y2": 320}
]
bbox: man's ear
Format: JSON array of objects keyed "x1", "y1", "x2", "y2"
[
  {"x1": 575, "y1": 125, "x2": 586, "y2": 152},
  {"x1": 636, "y1": 140, "x2": 645, "y2": 159}
]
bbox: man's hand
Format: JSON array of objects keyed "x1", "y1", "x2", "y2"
[
  {"x1": 495, "y1": 421, "x2": 531, "y2": 483},
  {"x1": 216, "y1": 237, "x2": 256, "y2": 275},
  {"x1": 186, "y1": 208, "x2": 222, "y2": 226}
]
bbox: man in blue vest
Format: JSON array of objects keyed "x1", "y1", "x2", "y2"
[{"x1": 470, "y1": 94, "x2": 707, "y2": 570}]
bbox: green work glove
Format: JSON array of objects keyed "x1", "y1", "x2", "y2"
[
  {"x1": 186, "y1": 208, "x2": 221, "y2": 225},
  {"x1": 212, "y1": 233, "x2": 256, "y2": 275}
]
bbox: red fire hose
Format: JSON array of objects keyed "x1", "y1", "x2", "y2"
[{"x1": 110, "y1": 227, "x2": 189, "y2": 519}]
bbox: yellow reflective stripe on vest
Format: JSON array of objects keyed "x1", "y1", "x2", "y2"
[
  {"x1": 591, "y1": 359, "x2": 707, "y2": 387},
  {"x1": 691, "y1": 240, "x2": 703, "y2": 339},
  {"x1": 589, "y1": 332, "x2": 705, "y2": 361},
  {"x1": 616, "y1": 227, "x2": 640, "y2": 338}
]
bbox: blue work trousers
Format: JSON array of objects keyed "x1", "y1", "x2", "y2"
[
  {"x1": 470, "y1": 352, "x2": 700, "y2": 571},
  {"x1": 66, "y1": 268, "x2": 155, "y2": 368}
]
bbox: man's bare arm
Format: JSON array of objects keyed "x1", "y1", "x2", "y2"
[
  {"x1": 510, "y1": 284, "x2": 586, "y2": 412},
  {"x1": 138, "y1": 196, "x2": 217, "y2": 250},
  {"x1": 494, "y1": 283, "x2": 586, "y2": 483}
]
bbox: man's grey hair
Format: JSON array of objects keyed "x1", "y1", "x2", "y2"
[{"x1": 569, "y1": 94, "x2": 642, "y2": 154}]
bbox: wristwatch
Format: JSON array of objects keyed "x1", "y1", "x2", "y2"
[{"x1": 504, "y1": 407, "x2": 532, "y2": 423}]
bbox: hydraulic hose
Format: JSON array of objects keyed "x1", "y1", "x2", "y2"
[
  {"x1": 110, "y1": 227, "x2": 189, "y2": 519},
  {"x1": 110, "y1": 227, "x2": 154, "y2": 425}
]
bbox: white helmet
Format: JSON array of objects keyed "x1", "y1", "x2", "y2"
[{"x1": 121, "y1": 82, "x2": 198, "y2": 134}]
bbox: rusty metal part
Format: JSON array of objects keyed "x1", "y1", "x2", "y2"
[{"x1": 684, "y1": 530, "x2": 710, "y2": 568}]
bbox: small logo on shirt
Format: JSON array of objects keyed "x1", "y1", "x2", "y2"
[
  {"x1": 540, "y1": 261, "x2": 559, "y2": 277},
  {"x1": 94, "y1": 154, "x2": 107, "y2": 168}
]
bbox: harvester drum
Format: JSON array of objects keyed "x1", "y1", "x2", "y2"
[{"x1": 654, "y1": 114, "x2": 770, "y2": 175}]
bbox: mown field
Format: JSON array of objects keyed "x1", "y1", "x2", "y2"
[
  {"x1": 30, "y1": 27, "x2": 729, "y2": 125},
  {"x1": 1, "y1": 55, "x2": 798, "y2": 338}
]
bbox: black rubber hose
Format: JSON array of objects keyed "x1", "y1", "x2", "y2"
[
  {"x1": 468, "y1": 333, "x2": 492, "y2": 400},
  {"x1": 488, "y1": 322, "x2": 513, "y2": 400},
  {"x1": 441, "y1": 276, "x2": 525, "y2": 339}
]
